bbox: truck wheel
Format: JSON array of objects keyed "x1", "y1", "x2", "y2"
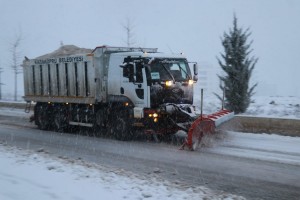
[
  {"x1": 53, "y1": 110, "x2": 68, "y2": 132},
  {"x1": 111, "y1": 110, "x2": 134, "y2": 141},
  {"x1": 95, "y1": 109, "x2": 107, "y2": 134},
  {"x1": 35, "y1": 104, "x2": 50, "y2": 130}
]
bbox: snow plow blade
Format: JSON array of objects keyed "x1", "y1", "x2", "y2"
[{"x1": 180, "y1": 109, "x2": 234, "y2": 151}]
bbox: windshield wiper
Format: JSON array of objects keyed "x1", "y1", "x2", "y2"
[
  {"x1": 176, "y1": 63, "x2": 191, "y2": 80},
  {"x1": 160, "y1": 62, "x2": 175, "y2": 83}
]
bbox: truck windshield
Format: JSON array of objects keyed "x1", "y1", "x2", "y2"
[{"x1": 149, "y1": 59, "x2": 191, "y2": 82}]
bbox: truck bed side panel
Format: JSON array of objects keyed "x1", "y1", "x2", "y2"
[{"x1": 23, "y1": 55, "x2": 96, "y2": 104}]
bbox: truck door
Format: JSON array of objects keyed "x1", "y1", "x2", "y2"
[{"x1": 121, "y1": 57, "x2": 149, "y2": 109}]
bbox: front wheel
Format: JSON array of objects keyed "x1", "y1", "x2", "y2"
[
  {"x1": 110, "y1": 109, "x2": 134, "y2": 141},
  {"x1": 94, "y1": 109, "x2": 107, "y2": 135}
]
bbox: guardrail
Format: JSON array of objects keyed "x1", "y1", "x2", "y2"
[
  {"x1": 0, "y1": 101, "x2": 29, "y2": 109},
  {"x1": 229, "y1": 116, "x2": 300, "y2": 136}
]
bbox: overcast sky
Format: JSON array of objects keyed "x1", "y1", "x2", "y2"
[{"x1": 0, "y1": 0, "x2": 299, "y2": 97}]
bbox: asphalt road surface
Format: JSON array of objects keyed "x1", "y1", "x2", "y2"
[{"x1": 0, "y1": 114, "x2": 300, "y2": 200}]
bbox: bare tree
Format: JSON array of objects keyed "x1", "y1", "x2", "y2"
[
  {"x1": 122, "y1": 17, "x2": 136, "y2": 47},
  {"x1": 10, "y1": 31, "x2": 23, "y2": 101}
]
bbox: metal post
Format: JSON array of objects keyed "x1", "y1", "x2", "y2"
[
  {"x1": 0, "y1": 67, "x2": 3, "y2": 100},
  {"x1": 222, "y1": 83, "x2": 225, "y2": 110},
  {"x1": 200, "y1": 89, "x2": 203, "y2": 119}
]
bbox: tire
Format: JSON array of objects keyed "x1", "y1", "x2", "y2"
[
  {"x1": 94, "y1": 109, "x2": 107, "y2": 135},
  {"x1": 35, "y1": 104, "x2": 50, "y2": 130},
  {"x1": 111, "y1": 109, "x2": 134, "y2": 141},
  {"x1": 53, "y1": 109, "x2": 69, "y2": 133}
]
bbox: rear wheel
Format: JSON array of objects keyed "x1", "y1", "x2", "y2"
[
  {"x1": 35, "y1": 103, "x2": 50, "y2": 130},
  {"x1": 53, "y1": 107, "x2": 69, "y2": 132}
]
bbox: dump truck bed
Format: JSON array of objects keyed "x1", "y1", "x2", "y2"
[{"x1": 23, "y1": 53, "x2": 96, "y2": 104}]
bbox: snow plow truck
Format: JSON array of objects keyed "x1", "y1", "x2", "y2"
[{"x1": 23, "y1": 45, "x2": 233, "y2": 150}]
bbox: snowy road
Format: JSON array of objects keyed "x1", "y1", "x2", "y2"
[{"x1": 1, "y1": 114, "x2": 300, "y2": 199}]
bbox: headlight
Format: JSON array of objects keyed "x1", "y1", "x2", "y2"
[
  {"x1": 149, "y1": 113, "x2": 158, "y2": 118},
  {"x1": 188, "y1": 79, "x2": 194, "y2": 85},
  {"x1": 165, "y1": 80, "x2": 173, "y2": 87}
]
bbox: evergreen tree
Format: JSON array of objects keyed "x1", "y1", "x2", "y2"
[{"x1": 217, "y1": 15, "x2": 258, "y2": 114}]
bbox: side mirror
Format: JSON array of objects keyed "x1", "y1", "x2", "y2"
[
  {"x1": 132, "y1": 63, "x2": 137, "y2": 82},
  {"x1": 122, "y1": 64, "x2": 135, "y2": 82},
  {"x1": 193, "y1": 75, "x2": 198, "y2": 82},
  {"x1": 121, "y1": 56, "x2": 136, "y2": 82},
  {"x1": 193, "y1": 63, "x2": 198, "y2": 76},
  {"x1": 133, "y1": 63, "x2": 137, "y2": 77},
  {"x1": 192, "y1": 63, "x2": 198, "y2": 82}
]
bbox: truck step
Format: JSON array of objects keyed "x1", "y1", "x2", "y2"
[
  {"x1": 25, "y1": 102, "x2": 31, "y2": 113},
  {"x1": 69, "y1": 121, "x2": 93, "y2": 127}
]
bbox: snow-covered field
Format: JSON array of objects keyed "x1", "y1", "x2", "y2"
[
  {"x1": 194, "y1": 95, "x2": 300, "y2": 119},
  {"x1": 243, "y1": 96, "x2": 300, "y2": 118}
]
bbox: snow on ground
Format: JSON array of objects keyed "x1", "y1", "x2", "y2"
[
  {"x1": 0, "y1": 96, "x2": 299, "y2": 200},
  {"x1": 194, "y1": 95, "x2": 300, "y2": 119},
  {"x1": 243, "y1": 96, "x2": 300, "y2": 119},
  {"x1": 0, "y1": 144, "x2": 244, "y2": 200},
  {"x1": 206, "y1": 131, "x2": 300, "y2": 166}
]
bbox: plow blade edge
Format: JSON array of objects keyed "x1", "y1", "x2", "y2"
[{"x1": 180, "y1": 109, "x2": 234, "y2": 151}]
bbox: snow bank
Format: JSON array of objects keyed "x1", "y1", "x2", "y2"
[{"x1": 0, "y1": 144, "x2": 245, "y2": 200}]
